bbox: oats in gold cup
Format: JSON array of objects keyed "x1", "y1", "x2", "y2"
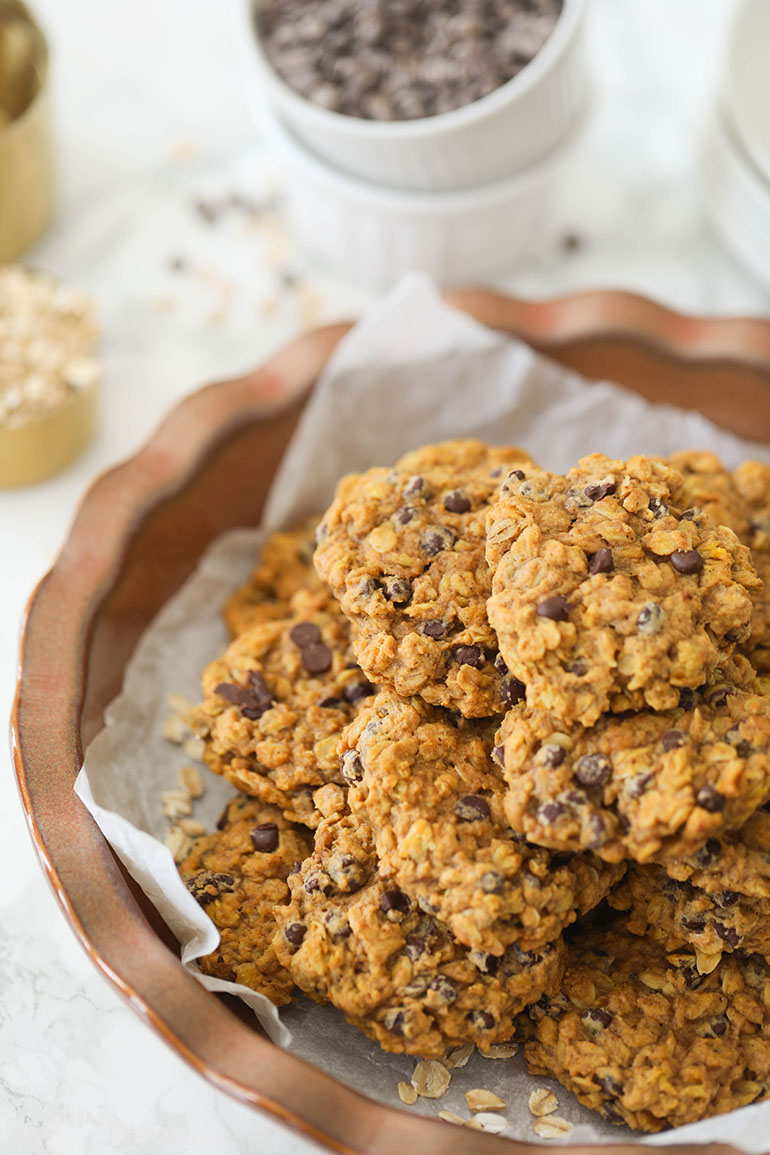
[{"x1": 0, "y1": 0, "x2": 53, "y2": 262}]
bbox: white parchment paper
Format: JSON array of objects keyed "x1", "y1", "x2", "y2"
[{"x1": 76, "y1": 275, "x2": 770, "y2": 1148}]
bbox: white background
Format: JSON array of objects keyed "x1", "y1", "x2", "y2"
[{"x1": 2, "y1": 1, "x2": 769, "y2": 1153}]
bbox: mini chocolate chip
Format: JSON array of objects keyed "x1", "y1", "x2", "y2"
[
  {"x1": 681, "y1": 915, "x2": 706, "y2": 933},
  {"x1": 324, "y1": 911, "x2": 351, "y2": 939},
  {"x1": 565, "y1": 789, "x2": 588, "y2": 807},
  {"x1": 340, "y1": 749, "x2": 364, "y2": 784},
  {"x1": 678, "y1": 688, "x2": 698, "y2": 710},
  {"x1": 343, "y1": 681, "x2": 375, "y2": 704},
  {"x1": 480, "y1": 870, "x2": 505, "y2": 894},
  {"x1": 379, "y1": 888, "x2": 410, "y2": 916},
  {"x1": 421, "y1": 526, "x2": 455, "y2": 555},
  {"x1": 186, "y1": 871, "x2": 235, "y2": 906},
  {"x1": 509, "y1": 469, "x2": 526, "y2": 482},
  {"x1": 319, "y1": 695, "x2": 343, "y2": 708},
  {"x1": 455, "y1": 644, "x2": 484, "y2": 668},
  {"x1": 709, "y1": 1016, "x2": 729, "y2": 1037},
  {"x1": 404, "y1": 935, "x2": 428, "y2": 960},
  {"x1": 456, "y1": 794, "x2": 490, "y2": 822},
  {"x1": 596, "y1": 1073, "x2": 623, "y2": 1098},
  {"x1": 304, "y1": 873, "x2": 332, "y2": 896},
  {"x1": 705, "y1": 685, "x2": 734, "y2": 709},
  {"x1": 500, "y1": 676, "x2": 526, "y2": 707},
  {"x1": 588, "y1": 814, "x2": 610, "y2": 849},
  {"x1": 383, "y1": 577, "x2": 412, "y2": 605},
  {"x1": 383, "y1": 1009, "x2": 406, "y2": 1035},
  {"x1": 581, "y1": 1007, "x2": 612, "y2": 1029},
  {"x1": 649, "y1": 496, "x2": 668, "y2": 518},
  {"x1": 588, "y1": 547, "x2": 614, "y2": 574},
  {"x1": 468, "y1": 1010, "x2": 496, "y2": 1030},
  {"x1": 395, "y1": 505, "x2": 416, "y2": 524},
  {"x1": 328, "y1": 850, "x2": 368, "y2": 892},
  {"x1": 539, "y1": 743, "x2": 566, "y2": 768},
  {"x1": 716, "y1": 890, "x2": 741, "y2": 907},
  {"x1": 538, "y1": 801, "x2": 566, "y2": 823},
  {"x1": 359, "y1": 577, "x2": 380, "y2": 597},
  {"x1": 585, "y1": 481, "x2": 617, "y2": 501},
  {"x1": 567, "y1": 659, "x2": 588, "y2": 676},
  {"x1": 662, "y1": 729, "x2": 685, "y2": 752},
  {"x1": 444, "y1": 489, "x2": 471, "y2": 514},
  {"x1": 301, "y1": 642, "x2": 332, "y2": 674},
  {"x1": 403, "y1": 974, "x2": 431, "y2": 997},
  {"x1": 714, "y1": 922, "x2": 740, "y2": 948},
  {"x1": 284, "y1": 922, "x2": 306, "y2": 947},
  {"x1": 428, "y1": 975, "x2": 458, "y2": 1003},
  {"x1": 682, "y1": 963, "x2": 705, "y2": 989},
  {"x1": 423, "y1": 619, "x2": 449, "y2": 639},
  {"x1": 626, "y1": 772, "x2": 654, "y2": 799},
  {"x1": 536, "y1": 595, "x2": 570, "y2": 622},
  {"x1": 290, "y1": 621, "x2": 321, "y2": 647},
  {"x1": 735, "y1": 739, "x2": 753, "y2": 758},
  {"x1": 493, "y1": 744, "x2": 505, "y2": 765},
  {"x1": 575, "y1": 754, "x2": 611, "y2": 788},
  {"x1": 494, "y1": 653, "x2": 508, "y2": 675},
  {"x1": 671, "y1": 549, "x2": 704, "y2": 575},
  {"x1": 470, "y1": 950, "x2": 500, "y2": 976},
  {"x1": 250, "y1": 822, "x2": 279, "y2": 852},
  {"x1": 490, "y1": 467, "x2": 503, "y2": 478},
  {"x1": 696, "y1": 785, "x2": 725, "y2": 812},
  {"x1": 637, "y1": 602, "x2": 664, "y2": 635},
  {"x1": 403, "y1": 476, "x2": 425, "y2": 499}
]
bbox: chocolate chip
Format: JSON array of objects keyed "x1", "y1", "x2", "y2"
[
  {"x1": 567, "y1": 659, "x2": 588, "y2": 676},
  {"x1": 428, "y1": 975, "x2": 458, "y2": 1004},
  {"x1": 581, "y1": 1007, "x2": 612, "y2": 1029},
  {"x1": 455, "y1": 794, "x2": 490, "y2": 822},
  {"x1": 709, "y1": 1016, "x2": 729, "y2": 1037},
  {"x1": 359, "y1": 577, "x2": 380, "y2": 597},
  {"x1": 470, "y1": 950, "x2": 500, "y2": 976},
  {"x1": 696, "y1": 785, "x2": 725, "y2": 813},
  {"x1": 403, "y1": 476, "x2": 426, "y2": 499},
  {"x1": 678, "y1": 688, "x2": 698, "y2": 710},
  {"x1": 539, "y1": 743, "x2": 566, "y2": 768},
  {"x1": 379, "y1": 889, "x2": 410, "y2": 917},
  {"x1": 343, "y1": 680, "x2": 375, "y2": 703},
  {"x1": 589, "y1": 547, "x2": 614, "y2": 575},
  {"x1": 301, "y1": 642, "x2": 332, "y2": 674},
  {"x1": 467, "y1": 1010, "x2": 495, "y2": 1030},
  {"x1": 444, "y1": 489, "x2": 471, "y2": 514},
  {"x1": 671, "y1": 549, "x2": 704, "y2": 575},
  {"x1": 682, "y1": 963, "x2": 704, "y2": 989},
  {"x1": 395, "y1": 505, "x2": 416, "y2": 524},
  {"x1": 328, "y1": 850, "x2": 368, "y2": 892},
  {"x1": 324, "y1": 911, "x2": 351, "y2": 939},
  {"x1": 626, "y1": 772, "x2": 653, "y2": 798},
  {"x1": 493, "y1": 745, "x2": 505, "y2": 765},
  {"x1": 694, "y1": 839, "x2": 721, "y2": 867},
  {"x1": 340, "y1": 749, "x2": 364, "y2": 784},
  {"x1": 321, "y1": 694, "x2": 345, "y2": 709},
  {"x1": 588, "y1": 814, "x2": 610, "y2": 849},
  {"x1": 494, "y1": 653, "x2": 508, "y2": 675},
  {"x1": 421, "y1": 526, "x2": 455, "y2": 555},
  {"x1": 455, "y1": 644, "x2": 484, "y2": 668},
  {"x1": 423, "y1": 619, "x2": 449, "y2": 639},
  {"x1": 575, "y1": 754, "x2": 611, "y2": 788},
  {"x1": 648, "y1": 496, "x2": 668, "y2": 518},
  {"x1": 501, "y1": 676, "x2": 526, "y2": 707},
  {"x1": 250, "y1": 823, "x2": 279, "y2": 852},
  {"x1": 716, "y1": 890, "x2": 740, "y2": 907},
  {"x1": 186, "y1": 871, "x2": 235, "y2": 906},
  {"x1": 304, "y1": 872, "x2": 332, "y2": 896},
  {"x1": 214, "y1": 679, "x2": 275, "y2": 721},
  {"x1": 637, "y1": 602, "x2": 664, "y2": 635},
  {"x1": 681, "y1": 915, "x2": 706, "y2": 933},
  {"x1": 404, "y1": 935, "x2": 428, "y2": 960},
  {"x1": 679, "y1": 509, "x2": 697, "y2": 521},
  {"x1": 735, "y1": 739, "x2": 753, "y2": 759},
  {"x1": 662, "y1": 729, "x2": 685, "y2": 752},
  {"x1": 290, "y1": 621, "x2": 321, "y2": 647},
  {"x1": 538, "y1": 801, "x2": 566, "y2": 824},
  {"x1": 595, "y1": 1073, "x2": 623, "y2": 1098},
  {"x1": 383, "y1": 1009, "x2": 406, "y2": 1035},
  {"x1": 705, "y1": 684, "x2": 734, "y2": 709},
  {"x1": 585, "y1": 481, "x2": 617, "y2": 501},
  {"x1": 714, "y1": 922, "x2": 740, "y2": 948},
  {"x1": 536, "y1": 595, "x2": 570, "y2": 622},
  {"x1": 284, "y1": 922, "x2": 306, "y2": 947},
  {"x1": 509, "y1": 469, "x2": 526, "y2": 482},
  {"x1": 383, "y1": 577, "x2": 412, "y2": 605}
]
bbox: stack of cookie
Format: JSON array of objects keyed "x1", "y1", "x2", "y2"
[{"x1": 178, "y1": 441, "x2": 770, "y2": 1133}]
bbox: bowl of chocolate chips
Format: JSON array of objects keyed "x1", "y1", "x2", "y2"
[{"x1": 244, "y1": 0, "x2": 590, "y2": 192}]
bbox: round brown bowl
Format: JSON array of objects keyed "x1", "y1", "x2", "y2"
[{"x1": 13, "y1": 288, "x2": 770, "y2": 1155}]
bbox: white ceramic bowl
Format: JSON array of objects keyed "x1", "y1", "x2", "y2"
[
  {"x1": 242, "y1": 0, "x2": 589, "y2": 192},
  {"x1": 260, "y1": 101, "x2": 586, "y2": 290},
  {"x1": 702, "y1": 108, "x2": 770, "y2": 294},
  {"x1": 721, "y1": 0, "x2": 770, "y2": 190}
]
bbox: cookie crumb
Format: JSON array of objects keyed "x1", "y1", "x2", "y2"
[
  {"x1": 479, "y1": 1043, "x2": 518, "y2": 1060},
  {"x1": 534, "y1": 1115, "x2": 574, "y2": 1139},
  {"x1": 466, "y1": 1113, "x2": 508, "y2": 1134},
  {"x1": 397, "y1": 1081, "x2": 418, "y2": 1105},
  {"x1": 465, "y1": 1089, "x2": 506, "y2": 1112},
  {"x1": 445, "y1": 1043, "x2": 474, "y2": 1070},
  {"x1": 411, "y1": 1059, "x2": 450, "y2": 1100},
  {"x1": 529, "y1": 1088, "x2": 559, "y2": 1117}
]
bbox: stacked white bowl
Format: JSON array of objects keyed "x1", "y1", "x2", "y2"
[
  {"x1": 241, "y1": 0, "x2": 592, "y2": 288},
  {"x1": 704, "y1": 0, "x2": 770, "y2": 293}
]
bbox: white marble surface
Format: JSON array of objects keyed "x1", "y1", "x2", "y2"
[{"x1": 2, "y1": 2, "x2": 769, "y2": 1153}]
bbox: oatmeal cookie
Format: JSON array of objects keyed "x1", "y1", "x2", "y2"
[
  {"x1": 314, "y1": 439, "x2": 533, "y2": 717},
  {"x1": 486, "y1": 454, "x2": 758, "y2": 726},
  {"x1": 610, "y1": 863, "x2": 770, "y2": 972},
  {"x1": 522, "y1": 923, "x2": 770, "y2": 1131},
  {"x1": 661, "y1": 807, "x2": 770, "y2": 898},
  {"x1": 499, "y1": 661, "x2": 770, "y2": 863},
  {"x1": 733, "y1": 461, "x2": 770, "y2": 672},
  {"x1": 223, "y1": 516, "x2": 329, "y2": 637},
  {"x1": 192, "y1": 605, "x2": 375, "y2": 827},
  {"x1": 179, "y1": 794, "x2": 313, "y2": 1005},
  {"x1": 273, "y1": 810, "x2": 565, "y2": 1057},
  {"x1": 341, "y1": 689, "x2": 622, "y2": 955}
]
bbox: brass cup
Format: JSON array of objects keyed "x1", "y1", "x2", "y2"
[{"x1": 0, "y1": 0, "x2": 52, "y2": 261}]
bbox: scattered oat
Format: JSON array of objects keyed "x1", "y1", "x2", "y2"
[
  {"x1": 444, "y1": 1043, "x2": 473, "y2": 1070},
  {"x1": 176, "y1": 818, "x2": 206, "y2": 837},
  {"x1": 438, "y1": 1111, "x2": 465, "y2": 1126},
  {"x1": 182, "y1": 735, "x2": 206, "y2": 762},
  {"x1": 534, "y1": 1115, "x2": 574, "y2": 1140},
  {"x1": 164, "y1": 827, "x2": 193, "y2": 863},
  {"x1": 397, "y1": 1081, "x2": 418, "y2": 1106},
  {"x1": 479, "y1": 1043, "x2": 518, "y2": 1060},
  {"x1": 466, "y1": 1113, "x2": 508, "y2": 1134},
  {"x1": 163, "y1": 714, "x2": 189, "y2": 744},
  {"x1": 529, "y1": 1088, "x2": 559, "y2": 1117},
  {"x1": 162, "y1": 789, "x2": 193, "y2": 820},
  {"x1": 179, "y1": 764, "x2": 204, "y2": 798},
  {"x1": 411, "y1": 1059, "x2": 450, "y2": 1100},
  {"x1": 465, "y1": 1089, "x2": 506, "y2": 1112},
  {"x1": 168, "y1": 693, "x2": 196, "y2": 718}
]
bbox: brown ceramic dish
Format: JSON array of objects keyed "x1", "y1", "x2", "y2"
[{"x1": 13, "y1": 288, "x2": 770, "y2": 1155}]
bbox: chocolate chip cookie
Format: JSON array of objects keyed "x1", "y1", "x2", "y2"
[
  {"x1": 179, "y1": 794, "x2": 313, "y2": 1005},
  {"x1": 662, "y1": 808, "x2": 770, "y2": 898},
  {"x1": 486, "y1": 454, "x2": 759, "y2": 726},
  {"x1": 192, "y1": 606, "x2": 375, "y2": 826},
  {"x1": 341, "y1": 689, "x2": 622, "y2": 955},
  {"x1": 733, "y1": 460, "x2": 770, "y2": 672},
  {"x1": 223, "y1": 516, "x2": 329, "y2": 637},
  {"x1": 314, "y1": 439, "x2": 533, "y2": 718},
  {"x1": 273, "y1": 809, "x2": 566, "y2": 1057},
  {"x1": 522, "y1": 922, "x2": 770, "y2": 1131},
  {"x1": 498, "y1": 662, "x2": 770, "y2": 863}
]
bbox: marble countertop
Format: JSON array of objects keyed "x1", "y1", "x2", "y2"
[{"x1": 2, "y1": 1, "x2": 768, "y2": 1152}]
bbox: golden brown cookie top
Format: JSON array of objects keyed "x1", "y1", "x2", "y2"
[
  {"x1": 314, "y1": 439, "x2": 533, "y2": 717},
  {"x1": 498, "y1": 660, "x2": 770, "y2": 863},
  {"x1": 486, "y1": 453, "x2": 759, "y2": 726}
]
